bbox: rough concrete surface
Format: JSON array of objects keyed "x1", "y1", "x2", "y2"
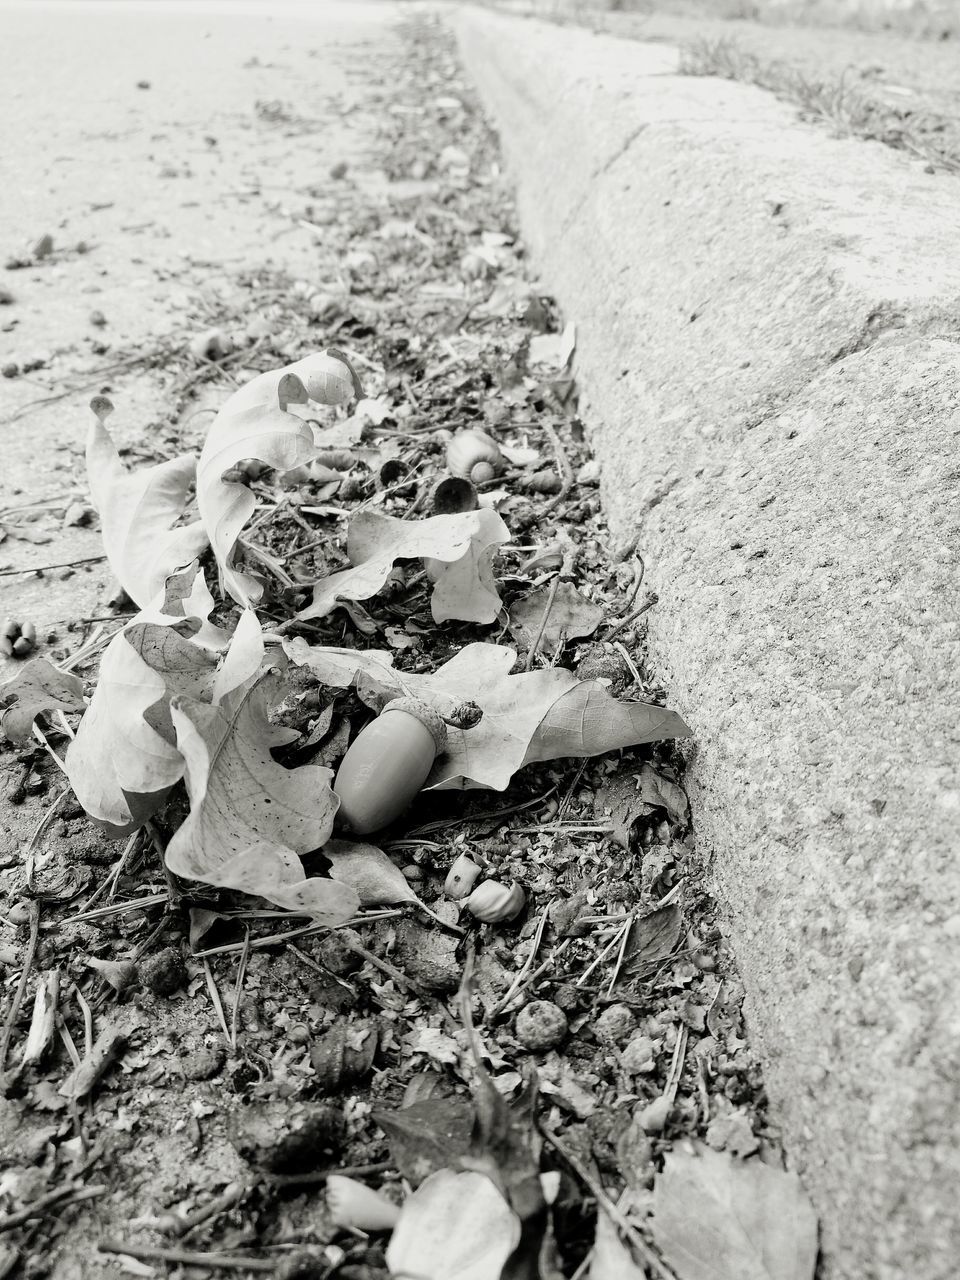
[{"x1": 455, "y1": 8, "x2": 960, "y2": 1278}]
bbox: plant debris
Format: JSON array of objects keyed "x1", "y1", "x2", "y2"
[{"x1": 0, "y1": 11, "x2": 816, "y2": 1280}]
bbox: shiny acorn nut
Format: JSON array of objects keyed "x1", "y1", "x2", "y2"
[
  {"x1": 333, "y1": 698, "x2": 447, "y2": 835},
  {"x1": 444, "y1": 853, "x2": 482, "y2": 900},
  {"x1": 446, "y1": 428, "x2": 505, "y2": 485},
  {"x1": 464, "y1": 879, "x2": 526, "y2": 924},
  {"x1": 326, "y1": 1175, "x2": 400, "y2": 1232}
]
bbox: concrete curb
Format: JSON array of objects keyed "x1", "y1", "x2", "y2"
[{"x1": 453, "y1": 8, "x2": 960, "y2": 1278}]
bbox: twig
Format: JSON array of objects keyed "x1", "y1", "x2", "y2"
[
  {"x1": 539, "y1": 421, "x2": 575, "y2": 517},
  {"x1": 407, "y1": 785, "x2": 557, "y2": 835},
  {"x1": 0, "y1": 900, "x2": 41, "y2": 1072},
  {"x1": 167, "y1": 1181, "x2": 249, "y2": 1238},
  {"x1": 0, "y1": 554, "x2": 107, "y2": 579},
  {"x1": 78, "y1": 832, "x2": 141, "y2": 912},
  {"x1": 31, "y1": 723, "x2": 68, "y2": 775},
  {"x1": 523, "y1": 573, "x2": 561, "y2": 672},
  {"x1": 603, "y1": 594, "x2": 658, "y2": 644},
  {"x1": 0, "y1": 1182, "x2": 103, "y2": 1233},
  {"x1": 605, "y1": 913, "x2": 634, "y2": 997},
  {"x1": 268, "y1": 1160, "x2": 392, "y2": 1188},
  {"x1": 97, "y1": 1241, "x2": 275, "y2": 1273},
  {"x1": 487, "y1": 906, "x2": 550, "y2": 1019},
  {"x1": 575, "y1": 916, "x2": 632, "y2": 989},
  {"x1": 539, "y1": 1123, "x2": 678, "y2": 1280},
  {"x1": 23, "y1": 786, "x2": 71, "y2": 891},
  {"x1": 229, "y1": 929, "x2": 252, "y2": 1051},
  {"x1": 68, "y1": 891, "x2": 167, "y2": 925},
  {"x1": 203, "y1": 958, "x2": 232, "y2": 1045}
]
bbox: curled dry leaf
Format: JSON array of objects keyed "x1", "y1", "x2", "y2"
[
  {"x1": 164, "y1": 672, "x2": 357, "y2": 921},
  {"x1": 298, "y1": 507, "x2": 509, "y2": 625},
  {"x1": 196, "y1": 350, "x2": 360, "y2": 606},
  {"x1": 651, "y1": 1145, "x2": 818, "y2": 1280},
  {"x1": 87, "y1": 397, "x2": 208, "y2": 609},
  {"x1": 285, "y1": 640, "x2": 691, "y2": 792},
  {"x1": 65, "y1": 613, "x2": 217, "y2": 835},
  {"x1": 323, "y1": 838, "x2": 418, "y2": 907},
  {"x1": 508, "y1": 581, "x2": 604, "y2": 658},
  {"x1": 386, "y1": 1169, "x2": 521, "y2": 1280},
  {"x1": 0, "y1": 658, "x2": 85, "y2": 742}
]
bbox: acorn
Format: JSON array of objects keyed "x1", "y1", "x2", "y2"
[
  {"x1": 2, "y1": 619, "x2": 35, "y2": 659},
  {"x1": 444, "y1": 853, "x2": 482, "y2": 900},
  {"x1": 446, "y1": 428, "x2": 505, "y2": 485},
  {"x1": 333, "y1": 698, "x2": 446, "y2": 835},
  {"x1": 464, "y1": 880, "x2": 525, "y2": 924}
]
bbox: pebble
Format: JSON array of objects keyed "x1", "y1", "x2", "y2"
[
  {"x1": 638, "y1": 1094, "x2": 672, "y2": 1134},
  {"x1": 139, "y1": 946, "x2": 187, "y2": 996},
  {"x1": 181, "y1": 1044, "x2": 226, "y2": 1081},
  {"x1": 515, "y1": 1000, "x2": 568, "y2": 1052},
  {"x1": 315, "y1": 928, "x2": 363, "y2": 977},
  {"x1": 620, "y1": 1034, "x2": 658, "y2": 1075},
  {"x1": 594, "y1": 1002, "x2": 636, "y2": 1046}
]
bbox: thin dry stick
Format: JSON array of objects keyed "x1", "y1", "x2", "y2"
[
  {"x1": 79, "y1": 832, "x2": 141, "y2": 912},
  {"x1": 0, "y1": 1182, "x2": 103, "y2": 1233},
  {"x1": 523, "y1": 573, "x2": 561, "y2": 672},
  {"x1": 539, "y1": 420, "x2": 575, "y2": 518},
  {"x1": 0, "y1": 899, "x2": 41, "y2": 1072},
  {"x1": 575, "y1": 916, "x2": 632, "y2": 989},
  {"x1": 31, "y1": 723, "x2": 68, "y2": 775},
  {"x1": 540, "y1": 1123, "x2": 678, "y2": 1280},
  {"x1": 23, "y1": 786, "x2": 71, "y2": 891},
  {"x1": 229, "y1": 929, "x2": 252, "y2": 1050},
  {"x1": 0, "y1": 554, "x2": 108, "y2": 579},
  {"x1": 488, "y1": 906, "x2": 551, "y2": 1019},
  {"x1": 68, "y1": 892, "x2": 167, "y2": 925},
  {"x1": 168, "y1": 1182, "x2": 248, "y2": 1239},
  {"x1": 203, "y1": 959, "x2": 232, "y2": 1045},
  {"x1": 603, "y1": 594, "x2": 658, "y2": 645},
  {"x1": 72, "y1": 984, "x2": 94, "y2": 1058},
  {"x1": 605, "y1": 913, "x2": 635, "y2": 998},
  {"x1": 97, "y1": 1241, "x2": 275, "y2": 1273},
  {"x1": 664, "y1": 1024, "x2": 689, "y2": 1107}
]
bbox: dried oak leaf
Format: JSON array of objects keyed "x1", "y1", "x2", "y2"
[
  {"x1": 651, "y1": 1145, "x2": 818, "y2": 1280},
  {"x1": 284, "y1": 640, "x2": 690, "y2": 792},
  {"x1": 164, "y1": 672, "x2": 357, "y2": 922},
  {"x1": 87, "y1": 396, "x2": 208, "y2": 610},
  {"x1": 196, "y1": 350, "x2": 360, "y2": 606},
  {"x1": 0, "y1": 658, "x2": 84, "y2": 743},
  {"x1": 508, "y1": 581, "x2": 603, "y2": 658},
  {"x1": 620, "y1": 904, "x2": 683, "y2": 981},
  {"x1": 299, "y1": 507, "x2": 509, "y2": 625}
]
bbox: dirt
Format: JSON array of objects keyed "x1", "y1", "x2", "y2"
[{"x1": 1, "y1": 8, "x2": 779, "y2": 1279}]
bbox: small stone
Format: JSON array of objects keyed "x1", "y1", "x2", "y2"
[
  {"x1": 620, "y1": 1034, "x2": 658, "y2": 1075},
  {"x1": 181, "y1": 1044, "x2": 225, "y2": 1081},
  {"x1": 576, "y1": 459, "x2": 601, "y2": 486},
  {"x1": 63, "y1": 502, "x2": 93, "y2": 528},
  {"x1": 693, "y1": 950, "x2": 717, "y2": 972},
  {"x1": 329, "y1": 161, "x2": 348, "y2": 180},
  {"x1": 228, "y1": 1100, "x2": 346, "y2": 1174},
  {"x1": 594, "y1": 1002, "x2": 636, "y2": 1046},
  {"x1": 89, "y1": 309, "x2": 107, "y2": 327},
  {"x1": 315, "y1": 929, "x2": 363, "y2": 977},
  {"x1": 287, "y1": 1024, "x2": 311, "y2": 1045},
  {"x1": 1, "y1": 363, "x2": 18, "y2": 379},
  {"x1": 638, "y1": 1094, "x2": 672, "y2": 1134},
  {"x1": 515, "y1": 1000, "x2": 568, "y2": 1052},
  {"x1": 139, "y1": 946, "x2": 187, "y2": 996},
  {"x1": 575, "y1": 645, "x2": 631, "y2": 696}
]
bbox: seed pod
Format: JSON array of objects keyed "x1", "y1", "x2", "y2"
[
  {"x1": 465, "y1": 880, "x2": 525, "y2": 924},
  {"x1": 301, "y1": 348, "x2": 361, "y2": 406},
  {"x1": 326, "y1": 1175, "x2": 400, "y2": 1232},
  {"x1": 310, "y1": 1020, "x2": 379, "y2": 1094},
  {"x1": 524, "y1": 468, "x2": 562, "y2": 494},
  {"x1": 12, "y1": 637, "x2": 33, "y2": 658},
  {"x1": 334, "y1": 698, "x2": 446, "y2": 835},
  {"x1": 1, "y1": 619, "x2": 19, "y2": 640},
  {"x1": 432, "y1": 476, "x2": 479, "y2": 515},
  {"x1": 20, "y1": 622, "x2": 36, "y2": 644},
  {"x1": 0, "y1": 638, "x2": 12, "y2": 659},
  {"x1": 444, "y1": 853, "x2": 482, "y2": 900},
  {"x1": 446, "y1": 428, "x2": 504, "y2": 485}
]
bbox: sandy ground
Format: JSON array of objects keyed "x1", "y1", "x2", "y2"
[{"x1": 0, "y1": 0, "x2": 398, "y2": 645}]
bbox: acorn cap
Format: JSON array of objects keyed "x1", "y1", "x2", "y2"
[{"x1": 382, "y1": 697, "x2": 447, "y2": 754}]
